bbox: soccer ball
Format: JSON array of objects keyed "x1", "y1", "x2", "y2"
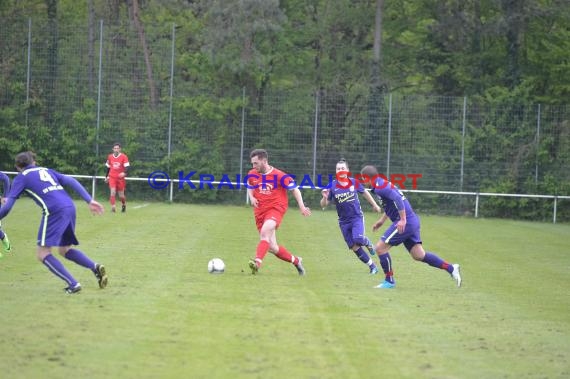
[{"x1": 208, "y1": 258, "x2": 225, "y2": 274}]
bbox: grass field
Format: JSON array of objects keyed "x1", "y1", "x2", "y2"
[{"x1": 0, "y1": 200, "x2": 569, "y2": 379}]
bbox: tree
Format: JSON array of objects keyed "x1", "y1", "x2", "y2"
[{"x1": 127, "y1": 0, "x2": 158, "y2": 108}]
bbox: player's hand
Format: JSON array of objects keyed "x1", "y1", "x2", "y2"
[
  {"x1": 372, "y1": 204, "x2": 381, "y2": 213},
  {"x1": 300, "y1": 206, "x2": 311, "y2": 216},
  {"x1": 250, "y1": 197, "x2": 259, "y2": 208},
  {"x1": 372, "y1": 220, "x2": 384, "y2": 232},
  {"x1": 88, "y1": 200, "x2": 104, "y2": 215},
  {"x1": 104, "y1": 177, "x2": 109, "y2": 183},
  {"x1": 396, "y1": 219, "x2": 406, "y2": 234},
  {"x1": 119, "y1": 172, "x2": 126, "y2": 178},
  {"x1": 0, "y1": 197, "x2": 6, "y2": 205},
  {"x1": 321, "y1": 189, "x2": 329, "y2": 199}
]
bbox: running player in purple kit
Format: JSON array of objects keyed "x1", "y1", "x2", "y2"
[
  {"x1": 0, "y1": 151, "x2": 108, "y2": 294},
  {"x1": 0, "y1": 171, "x2": 12, "y2": 255},
  {"x1": 360, "y1": 164, "x2": 462, "y2": 288},
  {"x1": 320, "y1": 159, "x2": 381, "y2": 274}
]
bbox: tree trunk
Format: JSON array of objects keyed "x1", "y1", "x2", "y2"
[
  {"x1": 502, "y1": 0, "x2": 523, "y2": 89},
  {"x1": 372, "y1": 0, "x2": 384, "y2": 90},
  {"x1": 45, "y1": 0, "x2": 58, "y2": 128},
  {"x1": 88, "y1": 0, "x2": 95, "y2": 94},
  {"x1": 128, "y1": 0, "x2": 158, "y2": 108}
]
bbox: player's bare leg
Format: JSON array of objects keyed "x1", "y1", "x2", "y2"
[
  {"x1": 109, "y1": 187, "x2": 117, "y2": 213},
  {"x1": 118, "y1": 190, "x2": 126, "y2": 213}
]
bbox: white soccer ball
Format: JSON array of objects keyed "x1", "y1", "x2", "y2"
[{"x1": 208, "y1": 258, "x2": 225, "y2": 274}]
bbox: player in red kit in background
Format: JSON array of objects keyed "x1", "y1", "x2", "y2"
[
  {"x1": 247, "y1": 149, "x2": 311, "y2": 275},
  {"x1": 105, "y1": 143, "x2": 130, "y2": 213}
]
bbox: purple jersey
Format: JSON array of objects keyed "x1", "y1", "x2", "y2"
[
  {"x1": 372, "y1": 176, "x2": 417, "y2": 222},
  {"x1": 0, "y1": 166, "x2": 92, "y2": 218},
  {"x1": 328, "y1": 178, "x2": 365, "y2": 222}
]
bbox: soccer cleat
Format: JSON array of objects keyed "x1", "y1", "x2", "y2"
[
  {"x1": 451, "y1": 263, "x2": 462, "y2": 287},
  {"x1": 365, "y1": 238, "x2": 375, "y2": 257},
  {"x1": 295, "y1": 257, "x2": 305, "y2": 276},
  {"x1": 121, "y1": 204, "x2": 126, "y2": 213},
  {"x1": 248, "y1": 259, "x2": 259, "y2": 275},
  {"x1": 1, "y1": 233, "x2": 12, "y2": 253},
  {"x1": 64, "y1": 282, "x2": 82, "y2": 294},
  {"x1": 93, "y1": 264, "x2": 108, "y2": 289},
  {"x1": 369, "y1": 265, "x2": 379, "y2": 275},
  {"x1": 374, "y1": 280, "x2": 395, "y2": 289}
]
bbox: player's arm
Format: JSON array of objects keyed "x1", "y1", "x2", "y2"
[
  {"x1": 247, "y1": 188, "x2": 258, "y2": 207},
  {"x1": 120, "y1": 160, "x2": 130, "y2": 178},
  {"x1": 362, "y1": 188, "x2": 381, "y2": 213},
  {"x1": 320, "y1": 189, "x2": 330, "y2": 208},
  {"x1": 0, "y1": 172, "x2": 10, "y2": 205},
  {"x1": 0, "y1": 176, "x2": 24, "y2": 219},
  {"x1": 0, "y1": 172, "x2": 10, "y2": 196},
  {"x1": 372, "y1": 213, "x2": 389, "y2": 232},
  {"x1": 58, "y1": 174, "x2": 104, "y2": 215},
  {"x1": 105, "y1": 160, "x2": 110, "y2": 182},
  {"x1": 57, "y1": 173, "x2": 93, "y2": 203},
  {"x1": 376, "y1": 185, "x2": 407, "y2": 233},
  {"x1": 290, "y1": 187, "x2": 311, "y2": 216}
]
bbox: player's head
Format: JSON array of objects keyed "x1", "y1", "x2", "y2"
[
  {"x1": 250, "y1": 149, "x2": 269, "y2": 173},
  {"x1": 361, "y1": 165, "x2": 379, "y2": 188},
  {"x1": 15, "y1": 151, "x2": 37, "y2": 170},
  {"x1": 336, "y1": 158, "x2": 349, "y2": 179},
  {"x1": 112, "y1": 143, "x2": 122, "y2": 156}
]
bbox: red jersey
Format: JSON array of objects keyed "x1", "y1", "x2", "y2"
[
  {"x1": 105, "y1": 153, "x2": 130, "y2": 179},
  {"x1": 247, "y1": 166, "x2": 295, "y2": 214}
]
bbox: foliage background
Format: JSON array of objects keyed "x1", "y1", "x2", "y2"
[{"x1": 0, "y1": 0, "x2": 569, "y2": 220}]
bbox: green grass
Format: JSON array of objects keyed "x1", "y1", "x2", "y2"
[{"x1": 0, "y1": 201, "x2": 569, "y2": 379}]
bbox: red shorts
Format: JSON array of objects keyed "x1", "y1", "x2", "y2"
[
  {"x1": 108, "y1": 176, "x2": 126, "y2": 191},
  {"x1": 254, "y1": 207, "x2": 285, "y2": 232}
]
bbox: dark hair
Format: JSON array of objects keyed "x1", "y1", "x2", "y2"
[
  {"x1": 361, "y1": 165, "x2": 379, "y2": 177},
  {"x1": 113, "y1": 143, "x2": 121, "y2": 148},
  {"x1": 250, "y1": 149, "x2": 268, "y2": 160},
  {"x1": 15, "y1": 151, "x2": 36, "y2": 169},
  {"x1": 337, "y1": 158, "x2": 349, "y2": 169}
]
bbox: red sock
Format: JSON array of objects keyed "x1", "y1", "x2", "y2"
[
  {"x1": 276, "y1": 246, "x2": 299, "y2": 265},
  {"x1": 255, "y1": 240, "x2": 270, "y2": 264},
  {"x1": 110, "y1": 195, "x2": 116, "y2": 206}
]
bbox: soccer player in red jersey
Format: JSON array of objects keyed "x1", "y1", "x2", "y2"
[
  {"x1": 105, "y1": 143, "x2": 130, "y2": 213},
  {"x1": 247, "y1": 149, "x2": 311, "y2": 275}
]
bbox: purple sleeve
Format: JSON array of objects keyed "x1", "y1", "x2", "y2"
[
  {"x1": 327, "y1": 181, "x2": 335, "y2": 201},
  {"x1": 355, "y1": 178, "x2": 365, "y2": 193},
  {"x1": 373, "y1": 177, "x2": 405, "y2": 211},
  {"x1": 0, "y1": 197, "x2": 16, "y2": 219},
  {"x1": 0, "y1": 173, "x2": 20, "y2": 218},
  {"x1": 0, "y1": 172, "x2": 10, "y2": 196},
  {"x1": 57, "y1": 173, "x2": 93, "y2": 203}
]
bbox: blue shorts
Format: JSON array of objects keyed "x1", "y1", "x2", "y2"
[
  {"x1": 37, "y1": 206, "x2": 79, "y2": 247},
  {"x1": 381, "y1": 218, "x2": 422, "y2": 251},
  {"x1": 339, "y1": 218, "x2": 368, "y2": 248}
]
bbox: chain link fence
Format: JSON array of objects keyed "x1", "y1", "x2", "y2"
[{"x1": 1, "y1": 19, "x2": 569, "y2": 220}]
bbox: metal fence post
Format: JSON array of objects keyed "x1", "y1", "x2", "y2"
[
  {"x1": 241, "y1": 87, "x2": 247, "y2": 204},
  {"x1": 167, "y1": 23, "x2": 176, "y2": 203},
  {"x1": 25, "y1": 18, "x2": 32, "y2": 128},
  {"x1": 312, "y1": 90, "x2": 320, "y2": 182},
  {"x1": 386, "y1": 93, "x2": 392, "y2": 177},
  {"x1": 94, "y1": 19, "x2": 104, "y2": 199},
  {"x1": 535, "y1": 104, "x2": 541, "y2": 185},
  {"x1": 460, "y1": 96, "x2": 467, "y2": 191}
]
